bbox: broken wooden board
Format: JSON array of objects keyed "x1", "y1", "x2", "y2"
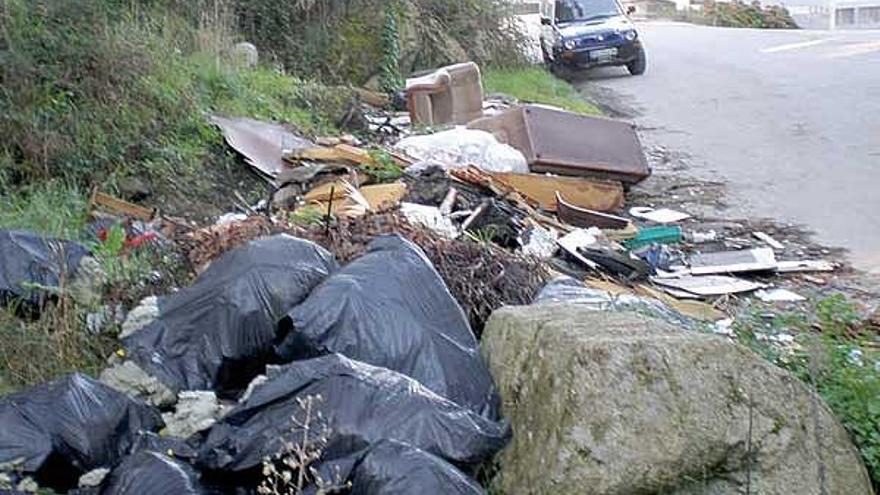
[
  {"x1": 90, "y1": 190, "x2": 155, "y2": 221},
  {"x1": 303, "y1": 173, "x2": 371, "y2": 203},
  {"x1": 689, "y1": 248, "x2": 777, "y2": 276},
  {"x1": 557, "y1": 192, "x2": 630, "y2": 230},
  {"x1": 490, "y1": 173, "x2": 624, "y2": 212},
  {"x1": 309, "y1": 183, "x2": 407, "y2": 215},
  {"x1": 652, "y1": 275, "x2": 764, "y2": 297}
]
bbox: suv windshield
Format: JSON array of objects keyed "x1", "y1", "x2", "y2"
[{"x1": 555, "y1": 0, "x2": 622, "y2": 23}]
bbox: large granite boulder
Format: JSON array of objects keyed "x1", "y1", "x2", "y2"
[{"x1": 482, "y1": 304, "x2": 872, "y2": 495}]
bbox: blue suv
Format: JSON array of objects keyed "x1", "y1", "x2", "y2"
[{"x1": 540, "y1": 0, "x2": 647, "y2": 75}]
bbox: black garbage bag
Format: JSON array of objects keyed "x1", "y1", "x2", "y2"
[
  {"x1": 129, "y1": 432, "x2": 198, "y2": 462},
  {"x1": 348, "y1": 440, "x2": 484, "y2": 495},
  {"x1": 196, "y1": 354, "x2": 509, "y2": 484},
  {"x1": 95, "y1": 451, "x2": 206, "y2": 495},
  {"x1": 275, "y1": 235, "x2": 499, "y2": 418},
  {"x1": 0, "y1": 374, "x2": 163, "y2": 491},
  {"x1": 0, "y1": 230, "x2": 90, "y2": 310},
  {"x1": 124, "y1": 234, "x2": 338, "y2": 396}
]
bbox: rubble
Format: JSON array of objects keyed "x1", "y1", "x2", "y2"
[
  {"x1": 100, "y1": 360, "x2": 177, "y2": 408},
  {"x1": 119, "y1": 296, "x2": 159, "y2": 339},
  {"x1": 161, "y1": 391, "x2": 229, "y2": 439}
]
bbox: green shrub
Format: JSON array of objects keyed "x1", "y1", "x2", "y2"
[
  {"x1": 735, "y1": 295, "x2": 880, "y2": 490},
  {"x1": 483, "y1": 67, "x2": 600, "y2": 115},
  {"x1": 693, "y1": 1, "x2": 799, "y2": 29},
  {"x1": 230, "y1": 0, "x2": 527, "y2": 85}
]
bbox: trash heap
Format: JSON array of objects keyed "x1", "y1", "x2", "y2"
[
  {"x1": 1, "y1": 234, "x2": 510, "y2": 494},
  {"x1": 0, "y1": 62, "x2": 843, "y2": 494}
]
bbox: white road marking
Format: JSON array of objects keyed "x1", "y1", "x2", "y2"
[
  {"x1": 761, "y1": 38, "x2": 834, "y2": 53},
  {"x1": 824, "y1": 40, "x2": 880, "y2": 58}
]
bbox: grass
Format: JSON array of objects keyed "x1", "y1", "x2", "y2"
[
  {"x1": 483, "y1": 66, "x2": 601, "y2": 115},
  {"x1": 0, "y1": 0, "x2": 353, "y2": 220},
  {"x1": 734, "y1": 294, "x2": 880, "y2": 490}
]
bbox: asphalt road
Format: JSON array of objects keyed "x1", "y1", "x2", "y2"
[{"x1": 577, "y1": 23, "x2": 880, "y2": 273}]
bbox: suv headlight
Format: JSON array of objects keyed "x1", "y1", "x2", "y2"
[
  {"x1": 563, "y1": 39, "x2": 577, "y2": 50},
  {"x1": 624, "y1": 30, "x2": 638, "y2": 41}
]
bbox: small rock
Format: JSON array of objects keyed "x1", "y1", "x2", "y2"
[
  {"x1": 120, "y1": 296, "x2": 160, "y2": 339},
  {"x1": 100, "y1": 360, "x2": 176, "y2": 408},
  {"x1": 69, "y1": 256, "x2": 106, "y2": 308},
  {"x1": 232, "y1": 42, "x2": 258, "y2": 68},
  {"x1": 161, "y1": 391, "x2": 228, "y2": 438},
  {"x1": 16, "y1": 477, "x2": 38, "y2": 493},
  {"x1": 78, "y1": 468, "x2": 110, "y2": 488}
]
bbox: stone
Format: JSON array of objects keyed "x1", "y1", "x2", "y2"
[
  {"x1": 119, "y1": 296, "x2": 159, "y2": 339},
  {"x1": 482, "y1": 305, "x2": 873, "y2": 495},
  {"x1": 100, "y1": 360, "x2": 176, "y2": 408},
  {"x1": 232, "y1": 42, "x2": 258, "y2": 68},
  {"x1": 78, "y1": 468, "x2": 110, "y2": 488},
  {"x1": 69, "y1": 256, "x2": 106, "y2": 308},
  {"x1": 161, "y1": 391, "x2": 228, "y2": 439}
]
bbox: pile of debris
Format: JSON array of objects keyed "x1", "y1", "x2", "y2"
[
  {"x1": 210, "y1": 61, "x2": 836, "y2": 327},
  {"x1": 0, "y1": 61, "x2": 848, "y2": 494}
]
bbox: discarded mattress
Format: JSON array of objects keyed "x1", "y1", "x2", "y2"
[
  {"x1": 196, "y1": 354, "x2": 509, "y2": 479},
  {"x1": 348, "y1": 440, "x2": 484, "y2": 495},
  {"x1": 92, "y1": 451, "x2": 206, "y2": 495},
  {"x1": 274, "y1": 235, "x2": 500, "y2": 418},
  {"x1": 0, "y1": 230, "x2": 90, "y2": 309},
  {"x1": 0, "y1": 374, "x2": 163, "y2": 490},
  {"x1": 124, "y1": 235, "x2": 338, "y2": 396},
  {"x1": 468, "y1": 105, "x2": 650, "y2": 184}
]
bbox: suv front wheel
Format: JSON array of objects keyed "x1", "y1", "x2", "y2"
[{"x1": 627, "y1": 47, "x2": 647, "y2": 76}]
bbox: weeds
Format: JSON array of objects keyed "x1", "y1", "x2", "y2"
[
  {"x1": 482, "y1": 67, "x2": 600, "y2": 115},
  {"x1": 734, "y1": 295, "x2": 880, "y2": 490},
  {"x1": 258, "y1": 395, "x2": 350, "y2": 495},
  {"x1": 0, "y1": 300, "x2": 116, "y2": 393},
  {"x1": 364, "y1": 149, "x2": 404, "y2": 182}
]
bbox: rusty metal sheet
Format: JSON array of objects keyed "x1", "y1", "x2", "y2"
[
  {"x1": 469, "y1": 105, "x2": 651, "y2": 184},
  {"x1": 211, "y1": 115, "x2": 313, "y2": 182},
  {"x1": 491, "y1": 172, "x2": 624, "y2": 212}
]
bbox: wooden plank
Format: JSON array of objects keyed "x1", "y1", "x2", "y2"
[
  {"x1": 492, "y1": 173, "x2": 624, "y2": 212},
  {"x1": 90, "y1": 189, "x2": 155, "y2": 221}
]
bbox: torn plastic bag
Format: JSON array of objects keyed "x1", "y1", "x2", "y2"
[
  {"x1": 275, "y1": 235, "x2": 499, "y2": 418},
  {"x1": 124, "y1": 235, "x2": 338, "y2": 396},
  {"x1": 348, "y1": 440, "x2": 484, "y2": 495},
  {"x1": 0, "y1": 230, "x2": 90, "y2": 310},
  {"x1": 0, "y1": 374, "x2": 163, "y2": 491},
  {"x1": 95, "y1": 451, "x2": 206, "y2": 495},
  {"x1": 196, "y1": 354, "x2": 510, "y2": 480}
]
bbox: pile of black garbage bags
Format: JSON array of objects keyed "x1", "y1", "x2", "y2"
[{"x1": 0, "y1": 233, "x2": 509, "y2": 494}]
